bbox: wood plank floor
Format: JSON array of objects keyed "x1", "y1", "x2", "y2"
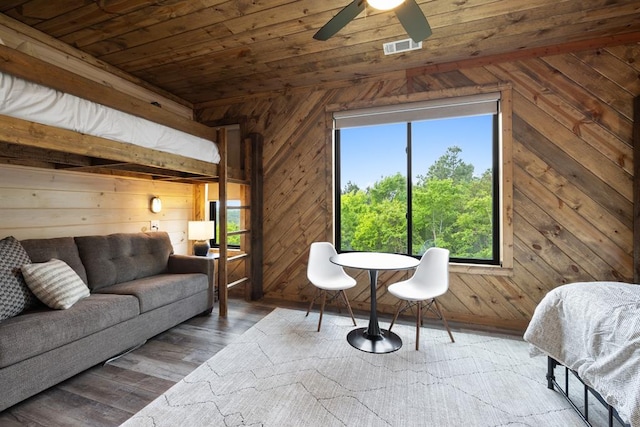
[
  {"x1": 0, "y1": 296, "x2": 523, "y2": 427},
  {"x1": 0, "y1": 298, "x2": 277, "y2": 427}
]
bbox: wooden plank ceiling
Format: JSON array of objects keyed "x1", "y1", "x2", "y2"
[{"x1": 2, "y1": 0, "x2": 639, "y2": 106}]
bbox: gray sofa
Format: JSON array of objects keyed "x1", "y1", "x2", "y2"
[{"x1": 0, "y1": 231, "x2": 215, "y2": 411}]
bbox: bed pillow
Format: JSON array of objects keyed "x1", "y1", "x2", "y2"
[
  {"x1": 0, "y1": 236, "x2": 38, "y2": 321},
  {"x1": 21, "y1": 258, "x2": 90, "y2": 309}
]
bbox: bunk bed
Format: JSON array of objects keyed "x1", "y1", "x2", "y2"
[{"x1": 0, "y1": 45, "x2": 262, "y2": 317}]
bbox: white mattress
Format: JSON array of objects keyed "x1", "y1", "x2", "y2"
[
  {"x1": 524, "y1": 281, "x2": 640, "y2": 427},
  {"x1": 0, "y1": 71, "x2": 220, "y2": 164}
]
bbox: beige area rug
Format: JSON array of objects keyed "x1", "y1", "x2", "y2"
[{"x1": 120, "y1": 308, "x2": 591, "y2": 427}]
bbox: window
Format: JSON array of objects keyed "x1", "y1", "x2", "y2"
[
  {"x1": 209, "y1": 200, "x2": 241, "y2": 248},
  {"x1": 334, "y1": 92, "x2": 503, "y2": 265}
]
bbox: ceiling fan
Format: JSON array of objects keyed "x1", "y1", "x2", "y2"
[{"x1": 313, "y1": 0, "x2": 432, "y2": 43}]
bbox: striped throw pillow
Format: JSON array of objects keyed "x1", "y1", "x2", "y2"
[{"x1": 21, "y1": 258, "x2": 90, "y2": 309}]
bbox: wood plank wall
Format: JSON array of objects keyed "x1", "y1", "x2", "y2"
[
  {"x1": 0, "y1": 164, "x2": 194, "y2": 254},
  {"x1": 198, "y1": 43, "x2": 639, "y2": 332}
]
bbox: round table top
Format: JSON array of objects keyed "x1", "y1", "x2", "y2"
[{"x1": 330, "y1": 252, "x2": 419, "y2": 271}]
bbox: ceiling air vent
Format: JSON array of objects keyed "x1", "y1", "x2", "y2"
[{"x1": 383, "y1": 38, "x2": 422, "y2": 55}]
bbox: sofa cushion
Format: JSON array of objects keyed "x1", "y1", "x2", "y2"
[
  {"x1": 75, "y1": 232, "x2": 173, "y2": 291},
  {"x1": 0, "y1": 293, "x2": 139, "y2": 368},
  {"x1": 95, "y1": 273, "x2": 208, "y2": 313},
  {"x1": 20, "y1": 237, "x2": 88, "y2": 285},
  {"x1": 21, "y1": 259, "x2": 90, "y2": 309},
  {"x1": 0, "y1": 236, "x2": 38, "y2": 321}
]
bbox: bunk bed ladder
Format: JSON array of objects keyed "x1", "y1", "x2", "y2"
[
  {"x1": 218, "y1": 132, "x2": 263, "y2": 317},
  {"x1": 226, "y1": 184, "x2": 251, "y2": 297}
]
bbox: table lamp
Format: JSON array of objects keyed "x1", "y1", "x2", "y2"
[{"x1": 188, "y1": 221, "x2": 215, "y2": 256}]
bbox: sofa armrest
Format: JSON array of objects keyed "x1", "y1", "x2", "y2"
[
  {"x1": 168, "y1": 254, "x2": 216, "y2": 311},
  {"x1": 168, "y1": 254, "x2": 212, "y2": 275}
]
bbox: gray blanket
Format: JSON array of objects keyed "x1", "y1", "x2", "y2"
[{"x1": 524, "y1": 281, "x2": 640, "y2": 427}]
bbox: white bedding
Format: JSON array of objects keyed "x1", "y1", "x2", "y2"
[
  {"x1": 0, "y1": 72, "x2": 220, "y2": 164},
  {"x1": 524, "y1": 281, "x2": 640, "y2": 427}
]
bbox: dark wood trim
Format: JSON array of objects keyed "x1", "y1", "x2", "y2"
[
  {"x1": 218, "y1": 127, "x2": 229, "y2": 317},
  {"x1": 249, "y1": 132, "x2": 264, "y2": 300},
  {"x1": 633, "y1": 95, "x2": 640, "y2": 283},
  {"x1": 407, "y1": 32, "x2": 640, "y2": 78}
]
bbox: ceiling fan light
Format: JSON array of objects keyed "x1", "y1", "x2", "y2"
[{"x1": 367, "y1": 0, "x2": 405, "y2": 11}]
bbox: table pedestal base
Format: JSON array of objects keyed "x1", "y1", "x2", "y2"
[{"x1": 347, "y1": 327, "x2": 402, "y2": 354}]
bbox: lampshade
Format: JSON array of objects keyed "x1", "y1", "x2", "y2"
[
  {"x1": 367, "y1": 0, "x2": 405, "y2": 10},
  {"x1": 188, "y1": 221, "x2": 215, "y2": 241},
  {"x1": 188, "y1": 221, "x2": 215, "y2": 256}
]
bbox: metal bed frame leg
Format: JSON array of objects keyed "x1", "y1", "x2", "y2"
[
  {"x1": 547, "y1": 356, "x2": 557, "y2": 389},
  {"x1": 545, "y1": 356, "x2": 630, "y2": 427}
]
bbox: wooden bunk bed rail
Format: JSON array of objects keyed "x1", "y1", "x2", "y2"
[{"x1": 0, "y1": 114, "x2": 219, "y2": 181}]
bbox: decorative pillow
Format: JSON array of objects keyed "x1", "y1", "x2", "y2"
[
  {"x1": 0, "y1": 236, "x2": 38, "y2": 321},
  {"x1": 21, "y1": 258, "x2": 90, "y2": 309}
]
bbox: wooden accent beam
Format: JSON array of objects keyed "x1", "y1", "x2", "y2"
[
  {"x1": 0, "y1": 141, "x2": 92, "y2": 166},
  {"x1": 407, "y1": 32, "x2": 640, "y2": 78},
  {"x1": 64, "y1": 162, "x2": 208, "y2": 180}
]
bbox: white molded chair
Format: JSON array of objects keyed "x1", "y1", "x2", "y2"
[
  {"x1": 387, "y1": 247, "x2": 455, "y2": 350},
  {"x1": 306, "y1": 242, "x2": 357, "y2": 332}
]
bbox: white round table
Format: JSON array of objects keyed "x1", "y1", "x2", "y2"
[{"x1": 330, "y1": 252, "x2": 419, "y2": 353}]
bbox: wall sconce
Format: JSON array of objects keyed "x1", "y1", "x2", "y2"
[
  {"x1": 188, "y1": 221, "x2": 215, "y2": 256},
  {"x1": 150, "y1": 197, "x2": 162, "y2": 213}
]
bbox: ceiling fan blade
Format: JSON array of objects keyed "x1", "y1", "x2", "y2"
[
  {"x1": 313, "y1": 0, "x2": 366, "y2": 41},
  {"x1": 394, "y1": 0, "x2": 432, "y2": 43}
]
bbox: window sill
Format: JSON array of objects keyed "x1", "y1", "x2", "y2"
[{"x1": 450, "y1": 263, "x2": 513, "y2": 277}]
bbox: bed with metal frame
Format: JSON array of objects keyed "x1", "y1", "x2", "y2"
[
  {"x1": 524, "y1": 281, "x2": 639, "y2": 427},
  {"x1": 546, "y1": 356, "x2": 631, "y2": 427}
]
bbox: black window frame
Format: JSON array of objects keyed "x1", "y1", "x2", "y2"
[
  {"x1": 334, "y1": 96, "x2": 501, "y2": 265},
  {"x1": 209, "y1": 201, "x2": 241, "y2": 249}
]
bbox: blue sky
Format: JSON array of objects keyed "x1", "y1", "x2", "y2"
[{"x1": 339, "y1": 115, "x2": 494, "y2": 189}]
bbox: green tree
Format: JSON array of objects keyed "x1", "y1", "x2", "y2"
[
  {"x1": 369, "y1": 172, "x2": 406, "y2": 204},
  {"x1": 340, "y1": 189, "x2": 368, "y2": 250},
  {"x1": 342, "y1": 181, "x2": 360, "y2": 194},
  {"x1": 423, "y1": 146, "x2": 473, "y2": 183},
  {"x1": 342, "y1": 173, "x2": 408, "y2": 253},
  {"x1": 414, "y1": 178, "x2": 467, "y2": 251},
  {"x1": 353, "y1": 198, "x2": 407, "y2": 253},
  {"x1": 340, "y1": 146, "x2": 494, "y2": 260}
]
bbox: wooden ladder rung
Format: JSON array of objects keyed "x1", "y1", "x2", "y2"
[
  {"x1": 228, "y1": 229, "x2": 250, "y2": 236},
  {"x1": 228, "y1": 253, "x2": 249, "y2": 262},
  {"x1": 228, "y1": 178, "x2": 250, "y2": 185},
  {"x1": 228, "y1": 277, "x2": 249, "y2": 288}
]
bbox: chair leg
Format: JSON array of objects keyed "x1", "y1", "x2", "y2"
[
  {"x1": 415, "y1": 301, "x2": 421, "y2": 350},
  {"x1": 340, "y1": 290, "x2": 357, "y2": 326},
  {"x1": 433, "y1": 299, "x2": 455, "y2": 343},
  {"x1": 388, "y1": 300, "x2": 403, "y2": 332},
  {"x1": 306, "y1": 288, "x2": 320, "y2": 317},
  {"x1": 317, "y1": 290, "x2": 327, "y2": 332}
]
